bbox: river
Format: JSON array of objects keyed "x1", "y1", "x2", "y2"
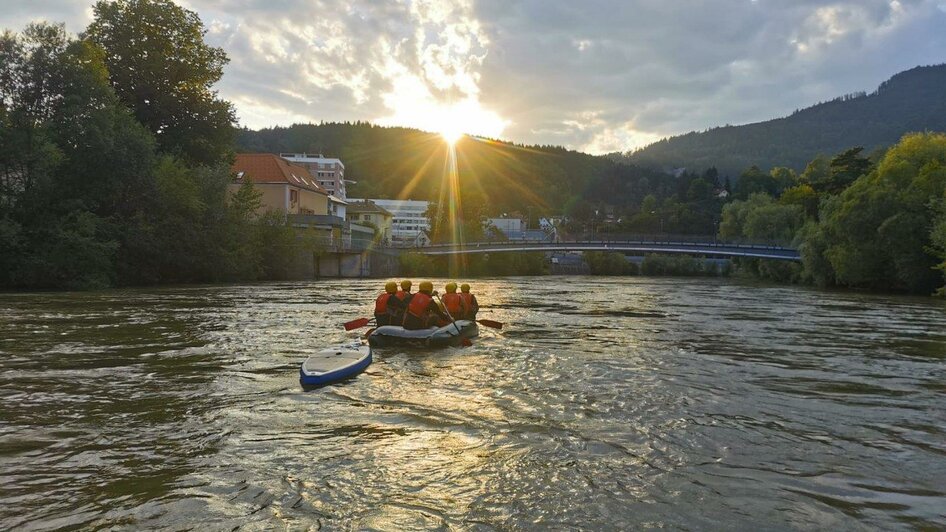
[{"x1": 1, "y1": 277, "x2": 945, "y2": 530}]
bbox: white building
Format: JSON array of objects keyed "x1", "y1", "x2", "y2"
[
  {"x1": 279, "y1": 153, "x2": 355, "y2": 201},
  {"x1": 347, "y1": 198, "x2": 430, "y2": 245},
  {"x1": 328, "y1": 196, "x2": 348, "y2": 218}
]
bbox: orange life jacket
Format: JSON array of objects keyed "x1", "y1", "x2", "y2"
[
  {"x1": 406, "y1": 292, "x2": 433, "y2": 318},
  {"x1": 459, "y1": 292, "x2": 475, "y2": 311},
  {"x1": 442, "y1": 293, "x2": 464, "y2": 317},
  {"x1": 395, "y1": 290, "x2": 410, "y2": 301},
  {"x1": 375, "y1": 293, "x2": 392, "y2": 314}
]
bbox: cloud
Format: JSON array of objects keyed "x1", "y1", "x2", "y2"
[{"x1": 3, "y1": 0, "x2": 946, "y2": 153}]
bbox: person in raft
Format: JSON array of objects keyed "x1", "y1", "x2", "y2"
[
  {"x1": 374, "y1": 281, "x2": 404, "y2": 326},
  {"x1": 396, "y1": 280, "x2": 412, "y2": 302},
  {"x1": 402, "y1": 281, "x2": 449, "y2": 330},
  {"x1": 459, "y1": 283, "x2": 479, "y2": 320},
  {"x1": 440, "y1": 283, "x2": 468, "y2": 323}
]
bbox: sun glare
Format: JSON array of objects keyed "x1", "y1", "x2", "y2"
[
  {"x1": 440, "y1": 124, "x2": 464, "y2": 145},
  {"x1": 377, "y1": 77, "x2": 508, "y2": 144}
]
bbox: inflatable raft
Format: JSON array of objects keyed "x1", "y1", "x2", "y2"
[{"x1": 368, "y1": 320, "x2": 479, "y2": 348}]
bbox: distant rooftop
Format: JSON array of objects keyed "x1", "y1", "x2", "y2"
[
  {"x1": 279, "y1": 153, "x2": 344, "y2": 167},
  {"x1": 232, "y1": 153, "x2": 329, "y2": 195},
  {"x1": 347, "y1": 200, "x2": 393, "y2": 217}
]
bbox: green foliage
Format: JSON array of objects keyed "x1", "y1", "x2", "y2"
[
  {"x1": 733, "y1": 257, "x2": 803, "y2": 283},
  {"x1": 0, "y1": 13, "x2": 301, "y2": 291},
  {"x1": 733, "y1": 166, "x2": 796, "y2": 200},
  {"x1": 743, "y1": 202, "x2": 805, "y2": 242},
  {"x1": 399, "y1": 252, "x2": 438, "y2": 277},
  {"x1": 87, "y1": 0, "x2": 235, "y2": 165},
  {"x1": 803, "y1": 133, "x2": 946, "y2": 293},
  {"x1": 800, "y1": 155, "x2": 831, "y2": 185},
  {"x1": 719, "y1": 193, "x2": 773, "y2": 240},
  {"x1": 818, "y1": 147, "x2": 873, "y2": 194},
  {"x1": 640, "y1": 254, "x2": 723, "y2": 276},
  {"x1": 586, "y1": 252, "x2": 639, "y2": 275},
  {"x1": 398, "y1": 251, "x2": 547, "y2": 277},
  {"x1": 931, "y1": 199, "x2": 946, "y2": 295},
  {"x1": 779, "y1": 184, "x2": 819, "y2": 218},
  {"x1": 14, "y1": 211, "x2": 119, "y2": 290}
]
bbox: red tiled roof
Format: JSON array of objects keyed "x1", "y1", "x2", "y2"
[{"x1": 232, "y1": 153, "x2": 329, "y2": 195}]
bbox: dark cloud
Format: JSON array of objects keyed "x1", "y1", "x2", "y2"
[{"x1": 4, "y1": 0, "x2": 945, "y2": 152}]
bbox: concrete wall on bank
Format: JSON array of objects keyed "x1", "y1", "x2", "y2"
[{"x1": 282, "y1": 250, "x2": 400, "y2": 279}]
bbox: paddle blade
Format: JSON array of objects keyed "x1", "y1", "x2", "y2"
[
  {"x1": 344, "y1": 317, "x2": 371, "y2": 331},
  {"x1": 461, "y1": 338, "x2": 473, "y2": 347},
  {"x1": 477, "y1": 319, "x2": 503, "y2": 330}
]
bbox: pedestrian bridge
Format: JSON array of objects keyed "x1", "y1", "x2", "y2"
[{"x1": 408, "y1": 238, "x2": 801, "y2": 261}]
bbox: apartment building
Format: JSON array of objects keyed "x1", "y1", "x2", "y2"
[{"x1": 279, "y1": 153, "x2": 354, "y2": 200}]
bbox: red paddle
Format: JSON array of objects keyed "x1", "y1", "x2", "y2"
[{"x1": 343, "y1": 317, "x2": 372, "y2": 331}]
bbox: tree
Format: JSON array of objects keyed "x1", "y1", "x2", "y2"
[
  {"x1": 821, "y1": 147, "x2": 872, "y2": 194},
  {"x1": 702, "y1": 167, "x2": 721, "y2": 188},
  {"x1": 0, "y1": 23, "x2": 158, "y2": 289},
  {"x1": 719, "y1": 193, "x2": 766, "y2": 239},
  {"x1": 769, "y1": 166, "x2": 799, "y2": 192},
  {"x1": 800, "y1": 155, "x2": 830, "y2": 185},
  {"x1": 806, "y1": 133, "x2": 946, "y2": 293},
  {"x1": 86, "y1": 0, "x2": 235, "y2": 165},
  {"x1": 686, "y1": 178, "x2": 713, "y2": 202},
  {"x1": 931, "y1": 199, "x2": 946, "y2": 295},
  {"x1": 779, "y1": 184, "x2": 819, "y2": 219},
  {"x1": 733, "y1": 166, "x2": 773, "y2": 199}
]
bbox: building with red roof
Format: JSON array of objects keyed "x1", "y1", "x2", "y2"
[{"x1": 230, "y1": 153, "x2": 331, "y2": 215}]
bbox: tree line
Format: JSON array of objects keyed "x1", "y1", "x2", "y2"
[
  {"x1": 718, "y1": 134, "x2": 946, "y2": 295},
  {"x1": 0, "y1": 0, "x2": 299, "y2": 290}
]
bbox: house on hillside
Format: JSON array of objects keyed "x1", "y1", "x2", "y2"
[{"x1": 346, "y1": 200, "x2": 394, "y2": 245}]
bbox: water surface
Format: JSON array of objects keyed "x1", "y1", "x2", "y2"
[{"x1": 1, "y1": 277, "x2": 945, "y2": 529}]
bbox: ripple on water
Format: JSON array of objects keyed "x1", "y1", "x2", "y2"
[{"x1": 1, "y1": 278, "x2": 945, "y2": 529}]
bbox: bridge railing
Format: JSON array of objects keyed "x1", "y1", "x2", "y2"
[
  {"x1": 404, "y1": 235, "x2": 796, "y2": 251},
  {"x1": 566, "y1": 233, "x2": 794, "y2": 248}
]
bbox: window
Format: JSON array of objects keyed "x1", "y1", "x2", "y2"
[{"x1": 290, "y1": 189, "x2": 298, "y2": 204}]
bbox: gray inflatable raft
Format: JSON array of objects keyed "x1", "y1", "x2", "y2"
[{"x1": 368, "y1": 320, "x2": 478, "y2": 348}]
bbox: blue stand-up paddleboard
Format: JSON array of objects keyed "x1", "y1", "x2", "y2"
[{"x1": 300, "y1": 345, "x2": 371, "y2": 386}]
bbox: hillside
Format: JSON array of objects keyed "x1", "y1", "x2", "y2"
[
  {"x1": 237, "y1": 123, "x2": 673, "y2": 215},
  {"x1": 624, "y1": 64, "x2": 946, "y2": 176}
]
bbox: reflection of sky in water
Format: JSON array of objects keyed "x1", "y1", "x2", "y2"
[{"x1": 1, "y1": 278, "x2": 945, "y2": 529}]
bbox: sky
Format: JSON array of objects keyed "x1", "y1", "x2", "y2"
[{"x1": 3, "y1": 0, "x2": 946, "y2": 154}]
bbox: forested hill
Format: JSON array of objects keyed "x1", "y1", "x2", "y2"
[
  {"x1": 624, "y1": 64, "x2": 946, "y2": 176},
  {"x1": 238, "y1": 124, "x2": 671, "y2": 215}
]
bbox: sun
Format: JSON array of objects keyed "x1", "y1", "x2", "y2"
[
  {"x1": 376, "y1": 78, "x2": 508, "y2": 145},
  {"x1": 439, "y1": 123, "x2": 464, "y2": 145}
]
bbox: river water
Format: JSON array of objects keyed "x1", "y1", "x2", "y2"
[{"x1": 1, "y1": 277, "x2": 945, "y2": 530}]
